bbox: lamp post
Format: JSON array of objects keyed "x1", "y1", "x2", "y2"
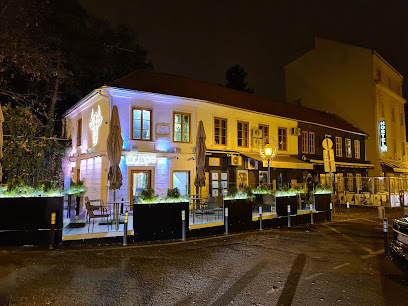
[
  {"x1": 264, "y1": 143, "x2": 273, "y2": 186},
  {"x1": 259, "y1": 137, "x2": 277, "y2": 190}
]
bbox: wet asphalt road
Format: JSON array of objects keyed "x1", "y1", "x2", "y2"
[{"x1": 0, "y1": 212, "x2": 407, "y2": 306}]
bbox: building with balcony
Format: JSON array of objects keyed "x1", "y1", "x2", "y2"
[{"x1": 285, "y1": 37, "x2": 407, "y2": 177}]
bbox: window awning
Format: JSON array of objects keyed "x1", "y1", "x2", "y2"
[
  {"x1": 241, "y1": 153, "x2": 314, "y2": 170},
  {"x1": 310, "y1": 159, "x2": 374, "y2": 169},
  {"x1": 381, "y1": 160, "x2": 408, "y2": 173}
]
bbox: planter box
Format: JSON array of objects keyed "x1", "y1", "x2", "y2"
[
  {"x1": 0, "y1": 197, "x2": 64, "y2": 246},
  {"x1": 224, "y1": 199, "x2": 253, "y2": 232},
  {"x1": 314, "y1": 194, "x2": 332, "y2": 211},
  {"x1": 276, "y1": 196, "x2": 298, "y2": 217},
  {"x1": 133, "y1": 202, "x2": 189, "y2": 241}
]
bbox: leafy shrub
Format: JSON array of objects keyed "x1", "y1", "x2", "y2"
[
  {"x1": 65, "y1": 180, "x2": 87, "y2": 196},
  {"x1": 137, "y1": 187, "x2": 158, "y2": 203},
  {"x1": 227, "y1": 186, "x2": 238, "y2": 198},
  {"x1": 253, "y1": 184, "x2": 270, "y2": 194},
  {"x1": 314, "y1": 184, "x2": 333, "y2": 194},
  {"x1": 167, "y1": 187, "x2": 181, "y2": 199}
]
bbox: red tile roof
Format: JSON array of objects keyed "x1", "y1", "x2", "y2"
[{"x1": 108, "y1": 70, "x2": 367, "y2": 135}]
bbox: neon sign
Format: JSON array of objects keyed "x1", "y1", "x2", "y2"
[
  {"x1": 126, "y1": 155, "x2": 157, "y2": 166},
  {"x1": 379, "y1": 120, "x2": 387, "y2": 152},
  {"x1": 89, "y1": 105, "x2": 102, "y2": 146}
]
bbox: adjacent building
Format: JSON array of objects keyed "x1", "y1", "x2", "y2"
[
  {"x1": 285, "y1": 37, "x2": 407, "y2": 177},
  {"x1": 64, "y1": 70, "x2": 370, "y2": 203}
]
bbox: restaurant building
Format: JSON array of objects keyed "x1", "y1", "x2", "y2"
[{"x1": 63, "y1": 71, "x2": 370, "y2": 203}]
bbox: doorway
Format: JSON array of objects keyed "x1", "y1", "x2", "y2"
[
  {"x1": 172, "y1": 171, "x2": 190, "y2": 196},
  {"x1": 131, "y1": 170, "x2": 151, "y2": 203}
]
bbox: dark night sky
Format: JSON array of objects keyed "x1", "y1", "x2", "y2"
[{"x1": 79, "y1": 0, "x2": 408, "y2": 101}]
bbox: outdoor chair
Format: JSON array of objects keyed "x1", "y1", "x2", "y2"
[{"x1": 85, "y1": 201, "x2": 111, "y2": 233}]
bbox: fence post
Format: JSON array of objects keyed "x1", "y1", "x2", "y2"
[
  {"x1": 259, "y1": 206, "x2": 263, "y2": 230},
  {"x1": 49, "y1": 212, "x2": 56, "y2": 250},
  {"x1": 287, "y1": 205, "x2": 291, "y2": 228},
  {"x1": 123, "y1": 211, "x2": 128, "y2": 246},
  {"x1": 383, "y1": 218, "x2": 389, "y2": 256},
  {"x1": 181, "y1": 209, "x2": 186, "y2": 241},
  {"x1": 310, "y1": 204, "x2": 314, "y2": 225},
  {"x1": 224, "y1": 207, "x2": 229, "y2": 235},
  {"x1": 330, "y1": 202, "x2": 333, "y2": 221},
  {"x1": 347, "y1": 202, "x2": 350, "y2": 219}
]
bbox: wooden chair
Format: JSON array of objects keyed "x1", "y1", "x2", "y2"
[{"x1": 85, "y1": 201, "x2": 111, "y2": 233}]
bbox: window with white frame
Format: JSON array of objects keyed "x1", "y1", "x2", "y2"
[
  {"x1": 354, "y1": 140, "x2": 360, "y2": 159},
  {"x1": 302, "y1": 131, "x2": 308, "y2": 154},
  {"x1": 345, "y1": 138, "x2": 352, "y2": 158},
  {"x1": 336, "y1": 137, "x2": 342, "y2": 157},
  {"x1": 309, "y1": 132, "x2": 315, "y2": 154},
  {"x1": 278, "y1": 127, "x2": 287, "y2": 151}
]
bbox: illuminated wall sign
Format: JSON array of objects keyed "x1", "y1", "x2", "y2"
[
  {"x1": 126, "y1": 155, "x2": 157, "y2": 166},
  {"x1": 89, "y1": 105, "x2": 103, "y2": 146},
  {"x1": 379, "y1": 120, "x2": 387, "y2": 152}
]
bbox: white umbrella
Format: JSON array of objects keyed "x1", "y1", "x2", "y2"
[
  {"x1": 107, "y1": 106, "x2": 123, "y2": 200},
  {"x1": 194, "y1": 120, "x2": 207, "y2": 189},
  {"x1": 0, "y1": 105, "x2": 3, "y2": 182}
]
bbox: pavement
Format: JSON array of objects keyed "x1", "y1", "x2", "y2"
[{"x1": 0, "y1": 207, "x2": 407, "y2": 306}]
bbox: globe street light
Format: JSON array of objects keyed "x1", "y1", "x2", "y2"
[{"x1": 259, "y1": 137, "x2": 277, "y2": 188}]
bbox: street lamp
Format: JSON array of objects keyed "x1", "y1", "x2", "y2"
[{"x1": 259, "y1": 137, "x2": 277, "y2": 189}]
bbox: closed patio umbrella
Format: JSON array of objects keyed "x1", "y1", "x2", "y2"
[
  {"x1": 0, "y1": 105, "x2": 3, "y2": 182},
  {"x1": 194, "y1": 120, "x2": 207, "y2": 191},
  {"x1": 107, "y1": 106, "x2": 123, "y2": 200}
]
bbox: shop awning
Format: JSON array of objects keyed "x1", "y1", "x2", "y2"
[
  {"x1": 310, "y1": 159, "x2": 374, "y2": 169},
  {"x1": 381, "y1": 160, "x2": 408, "y2": 173},
  {"x1": 241, "y1": 153, "x2": 314, "y2": 170}
]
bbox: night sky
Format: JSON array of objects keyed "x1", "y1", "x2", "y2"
[{"x1": 79, "y1": 0, "x2": 408, "y2": 101}]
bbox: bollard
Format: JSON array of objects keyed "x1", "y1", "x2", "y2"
[
  {"x1": 287, "y1": 205, "x2": 291, "y2": 228},
  {"x1": 224, "y1": 207, "x2": 229, "y2": 235},
  {"x1": 49, "y1": 212, "x2": 56, "y2": 250},
  {"x1": 181, "y1": 209, "x2": 186, "y2": 241},
  {"x1": 383, "y1": 218, "x2": 389, "y2": 256},
  {"x1": 123, "y1": 211, "x2": 128, "y2": 246},
  {"x1": 259, "y1": 206, "x2": 263, "y2": 230},
  {"x1": 347, "y1": 202, "x2": 350, "y2": 219},
  {"x1": 330, "y1": 202, "x2": 333, "y2": 221},
  {"x1": 310, "y1": 204, "x2": 314, "y2": 225}
]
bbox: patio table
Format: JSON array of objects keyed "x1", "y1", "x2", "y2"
[{"x1": 106, "y1": 200, "x2": 130, "y2": 231}]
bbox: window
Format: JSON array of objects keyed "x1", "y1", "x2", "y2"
[
  {"x1": 237, "y1": 121, "x2": 249, "y2": 147},
  {"x1": 347, "y1": 173, "x2": 353, "y2": 191},
  {"x1": 354, "y1": 140, "x2": 360, "y2": 159},
  {"x1": 302, "y1": 131, "x2": 308, "y2": 153},
  {"x1": 259, "y1": 124, "x2": 269, "y2": 139},
  {"x1": 336, "y1": 137, "x2": 342, "y2": 157},
  {"x1": 173, "y1": 112, "x2": 190, "y2": 143},
  {"x1": 356, "y1": 173, "x2": 362, "y2": 191},
  {"x1": 132, "y1": 108, "x2": 152, "y2": 140},
  {"x1": 278, "y1": 127, "x2": 287, "y2": 151},
  {"x1": 345, "y1": 138, "x2": 352, "y2": 157},
  {"x1": 172, "y1": 171, "x2": 190, "y2": 196},
  {"x1": 77, "y1": 118, "x2": 82, "y2": 147},
  {"x1": 214, "y1": 117, "x2": 227, "y2": 145},
  {"x1": 309, "y1": 132, "x2": 315, "y2": 154}
]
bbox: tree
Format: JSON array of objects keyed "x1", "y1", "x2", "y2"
[
  {"x1": 224, "y1": 64, "x2": 254, "y2": 94},
  {"x1": 1, "y1": 104, "x2": 68, "y2": 186},
  {"x1": 0, "y1": 0, "x2": 153, "y2": 136}
]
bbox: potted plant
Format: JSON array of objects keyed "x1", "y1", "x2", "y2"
[{"x1": 314, "y1": 184, "x2": 333, "y2": 211}]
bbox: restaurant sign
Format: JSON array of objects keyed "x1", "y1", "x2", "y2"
[
  {"x1": 379, "y1": 120, "x2": 387, "y2": 152},
  {"x1": 126, "y1": 154, "x2": 157, "y2": 166}
]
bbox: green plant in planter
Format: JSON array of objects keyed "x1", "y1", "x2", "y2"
[
  {"x1": 163, "y1": 187, "x2": 189, "y2": 203},
  {"x1": 275, "y1": 185, "x2": 297, "y2": 197},
  {"x1": 167, "y1": 187, "x2": 181, "y2": 199},
  {"x1": 314, "y1": 184, "x2": 333, "y2": 194},
  {"x1": 292, "y1": 185, "x2": 305, "y2": 194},
  {"x1": 137, "y1": 187, "x2": 159, "y2": 204},
  {"x1": 253, "y1": 184, "x2": 270, "y2": 194},
  {"x1": 0, "y1": 177, "x2": 64, "y2": 198},
  {"x1": 225, "y1": 185, "x2": 254, "y2": 200},
  {"x1": 65, "y1": 180, "x2": 87, "y2": 196}
]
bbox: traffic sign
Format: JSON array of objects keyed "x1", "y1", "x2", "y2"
[{"x1": 322, "y1": 138, "x2": 333, "y2": 150}]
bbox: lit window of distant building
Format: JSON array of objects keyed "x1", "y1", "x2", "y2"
[
  {"x1": 173, "y1": 112, "x2": 190, "y2": 143},
  {"x1": 132, "y1": 108, "x2": 152, "y2": 141},
  {"x1": 278, "y1": 127, "x2": 287, "y2": 151},
  {"x1": 259, "y1": 124, "x2": 269, "y2": 139},
  {"x1": 214, "y1": 117, "x2": 227, "y2": 145},
  {"x1": 302, "y1": 131, "x2": 308, "y2": 154},
  {"x1": 345, "y1": 138, "x2": 352, "y2": 158},
  {"x1": 237, "y1": 121, "x2": 249, "y2": 147},
  {"x1": 354, "y1": 140, "x2": 360, "y2": 159},
  {"x1": 336, "y1": 137, "x2": 342, "y2": 157},
  {"x1": 308, "y1": 132, "x2": 315, "y2": 154}
]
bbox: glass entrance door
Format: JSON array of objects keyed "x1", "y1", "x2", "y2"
[
  {"x1": 172, "y1": 171, "x2": 190, "y2": 196},
  {"x1": 131, "y1": 170, "x2": 151, "y2": 203}
]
